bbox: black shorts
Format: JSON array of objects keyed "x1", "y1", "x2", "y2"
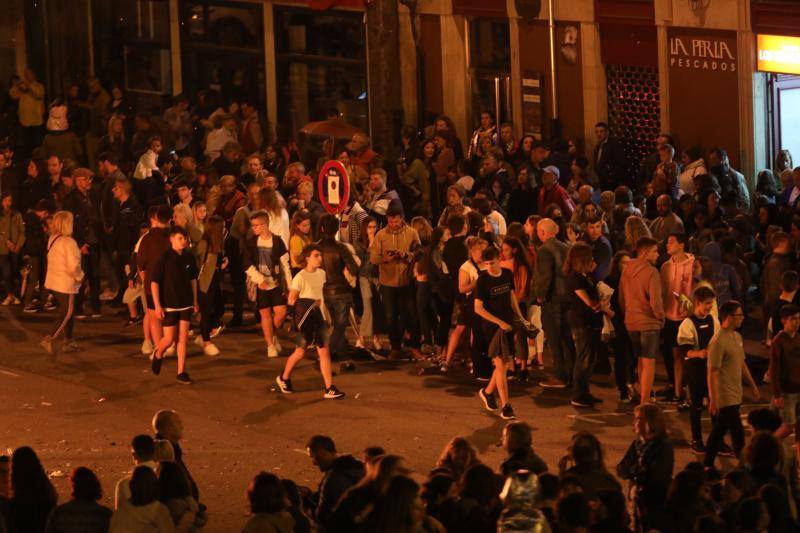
[
  {"x1": 483, "y1": 323, "x2": 515, "y2": 361},
  {"x1": 163, "y1": 309, "x2": 192, "y2": 327},
  {"x1": 456, "y1": 299, "x2": 473, "y2": 326},
  {"x1": 257, "y1": 287, "x2": 286, "y2": 310},
  {"x1": 146, "y1": 293, "x2": 155, "y2": 310}
]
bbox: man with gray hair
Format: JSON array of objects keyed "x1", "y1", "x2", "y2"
[
  {"x1": 534, "y1": 217, "x2": 576, "y2": 389},
  {"x1": 348, "y1": 132, "x2": 381, "y2": 173}
]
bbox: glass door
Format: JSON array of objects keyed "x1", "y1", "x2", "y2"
[{"x1": 467, "y1": 19, "x2": 511, "y2": 128}]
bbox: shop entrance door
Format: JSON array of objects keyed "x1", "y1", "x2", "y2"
[
  {"x1": 771, "y1": 75, "x2": 800, "y2": 165},
  {"x1": 470, "y1": 74, "x2": 512, "y2": 127}
]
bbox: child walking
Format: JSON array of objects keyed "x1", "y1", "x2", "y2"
[{"x1": 276, "y1": 244, "x2": 345, "y2": 399}]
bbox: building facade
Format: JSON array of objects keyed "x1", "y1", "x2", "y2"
[{"x1": 3, "y1": 0, "x2": 800, "y2": 178}]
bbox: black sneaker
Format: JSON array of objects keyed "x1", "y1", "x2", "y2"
[
  {"x1": 719, "y1": 443, "x2": 736, "y2": 457},
  {"x1": 151, "y1": 355, "x2": 163, "y2": 376},
  {"x1": 500, "y1": 404, "x2": 516, "y2": 420},
  {"x1": 677, "y1": 399, "x2": 692, "y2": 412},
  {"x1": 570, "y1": 396, "x2": 595, "y2": 408},
  {"x1": 23, "y1": 305, "x2": 40, "y2": 314},
  {"x1": 586, "y1": 393, "x2": 604, "y2": 404},
  {"x1": 479, "y1": 387, "x2": 499, "y2": 411},
  {"x1": 176, "y1": 372, "x2": 193, "y2": 385},
  {"x1": 90, "y1": 312, "x2": 102, "y2": 319},
  {"x1": 324, "y1": 385, "x2": 345, "y2": 399},
  {"x1": 75, "y1": 313, "x2": 88, "y2": 320},
  {"x1": 691, "y1": 440, "x2": 706, "y2": 455},
  {"x1": 275, "y1": 375, "x2": 294, "y2": 394},
  {"x1": 656, "y1": 386, "x2": 676, "y2": 402}
]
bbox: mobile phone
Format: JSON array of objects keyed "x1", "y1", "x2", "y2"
[{"x1": 672, "y1": 291, "x2": 680, "y2": 298}]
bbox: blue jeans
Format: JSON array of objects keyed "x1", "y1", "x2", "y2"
[
  {"x1": 325, "y1": 292, "x2": 353, "y2": 359},
  {"x1": 541, "y1": 301, "x2": 576, "y2": 383}
]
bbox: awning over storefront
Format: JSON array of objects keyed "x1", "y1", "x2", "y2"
[{"x1": 752, "y1": 1, "x2": 800, "y2": 39}]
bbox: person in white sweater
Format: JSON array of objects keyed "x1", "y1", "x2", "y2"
[{"x1": 41, "y1": 211, "x2": 84, "y2": 355}]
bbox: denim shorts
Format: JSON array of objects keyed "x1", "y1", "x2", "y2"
[
  {"x1": 296, "y1": 321, "x2": 331, "y2": 349},
  {"x1": 630, "y1": 330, "x2": 660, "y2": 359},
  {"x1": 779, "y1": 393, "x2": 800, "y2": 425}
]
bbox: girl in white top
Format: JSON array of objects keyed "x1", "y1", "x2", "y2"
[
  {"x1": 275, "y1": 244, "x2": 345, "y2": 400},
  {"x1": 41, "y1": 211, "x2": 84, "y2": 355},
  {"x1": 261, "y1": 188, "x2": 290, "y2": 248},
  {"x1": 442, "y1": 237, "x2": 488, "y2": 371}
]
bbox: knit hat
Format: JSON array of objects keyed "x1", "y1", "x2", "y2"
[{"x1": 47, "y1": 103, "x2": 68, "y2": 132}]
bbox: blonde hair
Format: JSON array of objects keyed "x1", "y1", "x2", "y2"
[
  {"x1": 51, "y1": 211, "x2": 74, "y2": 237},
  {"x1": 624, "y1": 216, "x2": 652, "y2": 250},
  {"x1": 297, "y1": 180, "x2": 314, "y2": 195}
]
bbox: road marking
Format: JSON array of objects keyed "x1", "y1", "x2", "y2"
[{"x1": 0, "y1": 368, "x2": 19, "y2": 377}]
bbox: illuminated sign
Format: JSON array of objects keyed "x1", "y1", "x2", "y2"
[
  {"x1": 669, "y1": 35, "x2": 737, "y2": 72},
  {"x1": 758, "y1": 34, "x2": 800, "y2": 75}
]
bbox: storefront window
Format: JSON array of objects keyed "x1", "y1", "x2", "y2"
[
  {"x1": 468, "y1": 19, "x2": 512, "y2": 128},
  {"x1": 274, "y1": 6, "x2": 368, "y2": 137},
  {"x1": 180, "y1": 1, "x2": 265, "y2": 112},
  {"x1": 93, "y1": 0, "x2": 171, "y2": 97}
]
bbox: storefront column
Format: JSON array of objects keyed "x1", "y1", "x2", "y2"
[
  {"x1": 580, "y1": 21, "x2": 606, "y2": 158},
  {"x1": 507, "y1": 1, "x2": 522, "y2": 139},
  {"x1": 263, "y1": 3, "x2": 277, "y2": 142},
  {"x1": 439, "y1": 14, "x2": 470, "y2": 150},
  {"x1": 737, "y1": 29, "x2": 757, "y2": 186},
  {"x1": 13, "y1": 8, "x2": 26, "y2": 75},
  {"x1": 398, "y1": 4, "x2": 418, "y2": 127},
  {"x1": 169, "y1": 0, "x2": 182, "y2": 95},
  {"x1": 655, "y1": 23, "x2": 670, "y2": 133}
]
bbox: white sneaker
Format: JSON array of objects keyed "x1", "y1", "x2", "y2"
[
  {"x1": 1, "y1": 295, "x2": 12, "y2": 306},
  {"x1": 272, "y1": 336, "x2": 282, "y2": 352},
  {"x1": 141, "y1": 339, "x2": 154, "y2": 355},
  {"x1": 203, "y1": 343, "x2": 220, "y2": 356},
  {"x1": 165, "y1": 344, "x2": 176, "y2": 357},
  {"x1": 355, "y1": 339, "x2": 365, "y2": 349},
  {"x1": 12, "y1": 297, "x2": 20, "y2": 305},
  {"x1": 99, "y1": 288, "x2": 117, "y2": 301},
  {"x1": 194, "y1": 335, "x2": 204, "y2": 347},
  {"x1": 267, "y1": 344, "x2": 278, "y2": 358},
  {"x1": 211, "y1": 325, "x2": 225, "y2": 338},
  {"x1": 372, "y1": 336, "x2": 383, "y2": 351}
]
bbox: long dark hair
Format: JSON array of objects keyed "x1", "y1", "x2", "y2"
[
  {"x1": 502, "y1": 237, "x2": 531, "y2": 277},
  {"x1": 11, "y1": 447, "x2": 58, "y2": 510},
  {"x1": 361, "y1": 475, "x2": 421, "y2": 533},
  {"x1": 202, "y1": 215, "x2": 225, "y2": 255},
  {"x1": 358, "y1": 215, "x2": 377, "y2": 250}
]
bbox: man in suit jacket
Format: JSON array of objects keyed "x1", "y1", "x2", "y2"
[
  {"x1": 593, "y1": 122, "x2": 628, "y2": 191},
  {"x1": 534, "y1": 217, "x2": 576, "y2": 389}
]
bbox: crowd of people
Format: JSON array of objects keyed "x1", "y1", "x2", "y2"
[
  {"x1": 0, "y1": 408, "x2": 798, "y2": 532},
  {"x1": 3, "y1": 73, "x2": 800, "y2": 530}
]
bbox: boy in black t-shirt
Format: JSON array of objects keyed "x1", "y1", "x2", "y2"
[
  {"x1": 677, "y1": 285, "x2": 719, "y2": 454},
  {"x1": 475, "y1": 246, "x2": 530, "y2": 420},
  {"x1": 150, "y1": 226, "x2": 198, "y2": 385},
  {"x1": 771, "y1": 270, "x2": 799, "y2": 338}
]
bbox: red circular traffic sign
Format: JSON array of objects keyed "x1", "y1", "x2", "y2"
[{"x1": 317, "y1": 160, "x2": 350, "y2": 214}]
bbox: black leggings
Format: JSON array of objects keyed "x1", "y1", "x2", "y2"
[
  {"x1": 199, "y1": 277, "x2": 224, "y2": 342},
  {"x1": 684, "y1": 358, "x2": 708, "y2": 442}
]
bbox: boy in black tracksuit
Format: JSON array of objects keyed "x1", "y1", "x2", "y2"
[
  {"x1": 150, "y1": 226, "x2": 198, "y2": 385},
  {"x1": 677, "y1": 285, "x2": 719, "y2": 455}
]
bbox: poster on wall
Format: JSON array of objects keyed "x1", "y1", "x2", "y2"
[{"x1": 521, "y1": 71, "x2": 544, "y2": 140}]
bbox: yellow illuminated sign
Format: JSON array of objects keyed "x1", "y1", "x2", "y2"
[{"x1": 758, "y1": 34, "x2": 800, "y2": 75}]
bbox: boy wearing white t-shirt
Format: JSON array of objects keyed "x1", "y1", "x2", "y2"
[{"x1": 276, "y1": 244, "x2": 345, "y2": 399}]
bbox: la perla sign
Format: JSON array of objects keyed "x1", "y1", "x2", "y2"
[{"x1": 669, "y1": 36, "x2": 737, "y2": 72}]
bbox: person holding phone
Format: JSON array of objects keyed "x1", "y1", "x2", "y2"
[{"x1": 660, "y1": 233, "x2": 694, "y2": 405}]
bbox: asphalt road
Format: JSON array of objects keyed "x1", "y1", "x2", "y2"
[{"x1": 0, "y1": 306, "x2": 769, "y2": 532}]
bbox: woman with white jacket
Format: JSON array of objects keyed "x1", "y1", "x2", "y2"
[{"x1": 41, "y1": 211, "x2": 84, "y2": 355}]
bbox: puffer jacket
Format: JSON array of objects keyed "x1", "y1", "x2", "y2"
[{"x1": 45, "y1": 234, "x2": 83, "y2": 294}]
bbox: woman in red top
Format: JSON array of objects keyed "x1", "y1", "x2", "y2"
[{"x1": 500, "y1": 236, "x2": 534, "y2": 380}]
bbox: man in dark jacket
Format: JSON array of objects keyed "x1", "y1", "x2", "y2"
[
  {"x1": 21, "y1": 199, "x2": 53, "y2": 312},
  {"x1": 535, "y1": 218, "x2": 576, "y2": 389},
  {"x1": 17, "y1": 161, "x2": 50, "y2": 214},
  {"x1": 593, "y1": 122, "x2": 628, "y2": 191},
  {"x1": 317, "y1": 214, "x2": 359, "y2": 361},
  {"x1": 110, "y1": 178, "x2": 144, "y2": 306},
  {"x1": 500, "y1": 421, "x2": 548, "y2": 477},
  {"x1": 63, "y1": 167, "x2": 103, "y2": 317},
  {"x1": 306, "y1": 435, "x2": 365, "y2": 532}
]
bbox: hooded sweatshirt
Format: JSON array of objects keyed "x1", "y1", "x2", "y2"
[
  {"x1": 619, "y1": 256, "x2": 665, "y2": 331},
  {"x1": 702, "y1": 242, "x2": 741, "y2": 307},
  {"x1": 660, "y1": 253, "x2": 694, "y2": 321}
]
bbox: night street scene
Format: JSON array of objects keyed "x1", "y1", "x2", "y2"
[{"x1": 4, "y1": 0, "x2": 800, "y2": 531}]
